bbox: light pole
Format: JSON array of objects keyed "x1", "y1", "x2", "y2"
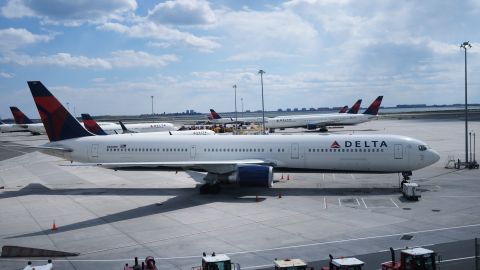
[
  {"x1": 258, "y1": 70, "x2": 266, "y2": 134},
  {"x1": 233, "y1": 84, "x2": 238, "y2": 124},
  {"x1": 241, "y1": 98, "x2": 244, "y2": 118},
  {"x1": 151, "y1": 95, "x2": 154, "y2": 115},
  {"x1": 461, "y1": 41, "x2": 472, "y2": 166}
]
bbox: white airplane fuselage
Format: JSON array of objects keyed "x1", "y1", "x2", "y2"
[
  {"x1": 93, "y1": 122, "x2": 177, "y2": 134},
  {"x1": 45, "y1": 134, "x2": 439, "y2": 173},
  {"x1": 0, "y1": 123, "x2": 27, "y2": 133},
  {"x1": 266, "y1": 113, "x2": 376, "y2": 129}
]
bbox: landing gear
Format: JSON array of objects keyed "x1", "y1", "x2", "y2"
[{"x1": 200, "y1": 183, "x2": 221, "y2": 194}]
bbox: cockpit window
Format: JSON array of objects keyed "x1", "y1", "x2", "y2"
[{"x1": 418, "y1": 145, "x2": 428, "y2": 151}]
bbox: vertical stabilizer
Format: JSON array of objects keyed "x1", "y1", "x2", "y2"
[
  {"x1": 10, "y1": 107, "x2": 34, "y2": 124},
  {"x1": 347, "y1": 99, "x2": 362, "y2": 114},
  {"x1": 81, "y1": 114, "x2": 108, "y2": 135},
  {"x1": 363, "y1": 96, "x2": 383, "y2": 115},
  {"x1": 27, "y1": 81, "x2": 93, "y2": 142},
  {"x1": 338, "y1": 106, "x2": 348, "y2": 113}
]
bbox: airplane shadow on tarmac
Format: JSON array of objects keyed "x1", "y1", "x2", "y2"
[{"x1": 2, "y1": 183, "x2": 399, "y2": 239}]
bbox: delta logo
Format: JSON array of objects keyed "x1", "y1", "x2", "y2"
[
  {"x1": 331, "y1": 140, "x2": 388, "y2": 148},
  {"x1": 330, "y1": 141, "x2": 341, "y2": 148}
]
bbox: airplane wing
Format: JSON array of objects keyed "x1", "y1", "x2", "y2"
[
  {"x1": 91, "y1": 159, "x2": 276, "y2": 174},
  {"x1": 4, "y1": 144, "x2": 72, "y2": 152}
]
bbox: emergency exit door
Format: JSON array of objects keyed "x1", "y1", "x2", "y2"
[
  {"x1": 90, "y1": 144, "x2": 99, "y2": 158},
  {"x1": 190, "y1": 145, "x2": 196, "y2": 159}
]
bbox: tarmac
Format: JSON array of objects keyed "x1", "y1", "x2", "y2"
[{"x1": 0, "y1": 118, "x2": 479, "y2": 270}]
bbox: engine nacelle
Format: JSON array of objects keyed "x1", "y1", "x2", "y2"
[
  {"x1": 228, "y1": 165, "x2": 273, "y2": 187},
  {"x1": 306, "y1": 124, "x2": 317, "y2": 130}
]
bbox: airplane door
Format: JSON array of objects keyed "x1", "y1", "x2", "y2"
[
  {"x1": 394, "y1": 144, "x2": 403, "y2": 159},
  {"x1": 190, "y1": 145, "x2": 196, "y2": 159},
  {"x1": 90, "y1": 144, "x2": 99, "y2": 159},
  {"x1": 291, "y1": 143, "x2": 299, "y2": 159}
]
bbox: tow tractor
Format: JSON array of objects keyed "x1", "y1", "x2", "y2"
[
  {"x1": 381, "y1": 247, "x2": 439, "y2": 270},
  {"x1": 124, "y1": 256, "x2": 158, "y2": 270},
  {"x1": 321, "y1": 255, "x2": 364, "y2": 270},
  {"x1": 192, "y1": 252, "x2": 240, "y2": 270},
  {"x1": 402, "y1": 182, "x2": 421, "y2": 201},
  {"x1": 274, "y1": 258, "x2": 313, "y2": 270}
]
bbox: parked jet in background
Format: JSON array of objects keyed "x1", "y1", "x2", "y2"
[
  {"x1": 28, "y1": 81, "x2": 438, "y2": 194},
  {"x1": 338, "y1": 106, "x2": 348, "y2": 113},
  {"x1": 208, "y1": 109, "x2": 267, "y2": 125},
  {"x1": 346, "y1": 99, "x2": 362, "y2": 114},
  {"x1": 81, "y1": 113, "x2": 177, "y2": 134},
  {"x1": 0, "y1": 119, "x2": 27, "y2": 133},
  {"x1": 266, "y1": 96, "x2": 382, "y2": 132},
  {"x1": 9, "y1": 106, "x2": 45, "y2": 135}
]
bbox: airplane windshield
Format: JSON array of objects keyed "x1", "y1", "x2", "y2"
[{"x1": 418, "y1": 145, "x2": 428, "y2": 151}]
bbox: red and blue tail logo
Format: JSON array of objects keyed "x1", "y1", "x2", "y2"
[
  {"x1": 27, "y1": 81, "x2": 93, "y2": 142},
  {"x1": 363, "y1": 96, "x2": 383, "y2": 115},
  {"x1": 347, "y1": 99, "x2": 362, "y2": 114},
  {"x1": 331, "y1": 141, "x2": 341, "y2": 148},
  {"x1": 10, "y1": 106, "x2": 34, "y2": 124},
  {"x1": 81, "y1": 114, "x2": 107, "y2": 135},
  {"x1": 338, "y1": 106, "x2": 348, "y2": 113},
  {"x1": 210, "y1": 109, "x2": 222, "y2": 119}
]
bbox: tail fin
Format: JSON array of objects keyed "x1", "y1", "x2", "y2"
[
  {"x1": 10, "y1": 106, "x2": 34, "y2": 124},
  {"x1": 338, "y1": 106, "x2": 348, "y2": 113},
  {"x1": 27, "y1": 81, "x2": 93, "y2": 142},
  {"x1": 119, "y1": 121, "x2": 136, "y2": 134},
  {"x1": 81, "y1": 114, "x2": 108, "y2": 135},
  {"x1": 347, "y1": 99, "x2": 362, "y2": 114},
  {"x1": 363, "y1": 96, "x2": 383, "y2": 115},
  {"x1": 209, "y1": 109, "x2": 222, "y2": 119}
]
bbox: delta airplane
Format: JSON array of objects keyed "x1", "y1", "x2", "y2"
[
  {"x1": 81, "y1": 113, "x2": 177, "y2": 134},
  {"x1": 0, "y1": 119, "x2": 27, "y2": 133},
  {"x1": 266, "y1": 96, "x2": 382, "y2": 132},
  {"x1": 208, "y1": 109, "x2": 267, "y2": 125},
  {"x1": 27, "y1": 81, "x2": 439, "y2": 193},
  {"x1": 82, "y1": 113, "x2": 215, "y2": 136},
  {"x1": 9, "y1": 106, "x2": 46, "y2": 135}
]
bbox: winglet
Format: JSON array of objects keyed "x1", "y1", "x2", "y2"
[
  {"x1": 209, "y1": 109, "x2": 222, "y2": 119},
  {"x1": 10, "y1": 106, "x2": 34, "y2": 124},
  {"x1": 81, "y1": 114, "x2": 107, "y2": 135},
  {"x1": 27, "y1": 81, "x2": 93, "y2": 142},
  {"x1": 363, "y1": 96, "x2": 383, "y2": 115},
  {"x1": 347, "y1": 99, "x2": 362, "y2": 114},
  {"x1": 338, "y1": 106, "x2": 348, "y2": 113}
]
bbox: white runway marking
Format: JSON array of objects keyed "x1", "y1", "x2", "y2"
[
  {"x1": 390, "y1": 198, "x2": 399, "y2": 208},
  {"x1": 361, "y1": 198, "x2": 368, "y2": 208}
]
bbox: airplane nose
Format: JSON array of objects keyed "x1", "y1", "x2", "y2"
[{"x1": 429, "y1": 149, "x2": 441, "y2": 164}]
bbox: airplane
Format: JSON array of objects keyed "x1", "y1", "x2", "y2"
[
  {"x1": 27, "y1": 81, "x2": 439, "y2": 194},
  {"x1": 208, "y1": 109, "x2": 267, "y2": 125},
  {"x1": 81, "y1": 113, "x2": 177, "y2": 134},
  {"x1": 0, "y1": 119, "x2": 28, "y2": 133},
  {"x1": 266, "y1": 96, "x2": 382, "y2": 132},
  {"x1": 82, "y1": 113, "x2": 215, "y2": 136},
  {"x1": 346, "y1": 99, "x2": 362, "y2": 114},
  {"x1": 9, "y1": 106, "x2": 46, "y2": 135}
]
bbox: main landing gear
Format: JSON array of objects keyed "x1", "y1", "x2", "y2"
[{"x1": 200, "y1": 183, "x2": 221, "y2": 194}]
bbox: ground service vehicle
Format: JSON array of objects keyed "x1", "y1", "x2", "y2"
[
  {"x1": 274, "y1": 258, "x2": 313, "y2": 270},
  {"x1": 381, "y1": 247, "x2": 438, "y2": 270},
  {"x1": 321, "y1": 256, "x2": 364, "y2": 270},
  {"x1": 192, "y1": 253, "x2": 240, "y2": 270},
  {"x1": 402, "y1": 182, "x2": 421, "y2": 201}
]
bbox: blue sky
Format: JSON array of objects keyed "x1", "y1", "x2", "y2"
[{"x1": 0, "y1": 0, "x2": 479, "y2": 118}]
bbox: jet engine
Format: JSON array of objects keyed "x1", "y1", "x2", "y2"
[
  {"x1": 306, "y1": 124, "x2": 317, "y2": 130},
  {"x1": 228, "y1": 165, "x2": 273, "y2": 187}
]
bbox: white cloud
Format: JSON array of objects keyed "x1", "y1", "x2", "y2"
[
  {"x1": 0, "y1": 50, "x2": 177, "y2": 69},
  {"x1": 99, "y1": 22, "x2": 220, "y2": 52},
  {"x1": 148, "y1": 0, "x2": 216, "y2": 25},
  {"x1": 226, "y1": 51, "x2": 293, "y2": 62},
  {"x1": 1, "y1": 0, "x2": 137, "y2": 25},
  {"x1": 0, "y1": 28, "x2": 51, "y2": 52},
  {"x1": 109, "y1": 50, "x2": 178, "y2": 68},
  {"x1": 0, "y1": 71, "x2": 14, "y2": 78}
]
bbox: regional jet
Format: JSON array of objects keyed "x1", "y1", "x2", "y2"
[{"x1": 27, "y1": 81, "x2": 439, "y2": 193}]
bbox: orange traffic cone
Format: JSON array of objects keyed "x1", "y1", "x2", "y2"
[
  {"x1": 287, "y1": 174, "x2": 290, "y2": 181},
  {"x1": 278, "y1": 193, "x2": 282, "y2": 198},
  {"x1": 281, "y1": 174, "x2": 284, "y2": 180},
  {"x1": 52, "y1": 220, "x2": 57, "y2": 232}
]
